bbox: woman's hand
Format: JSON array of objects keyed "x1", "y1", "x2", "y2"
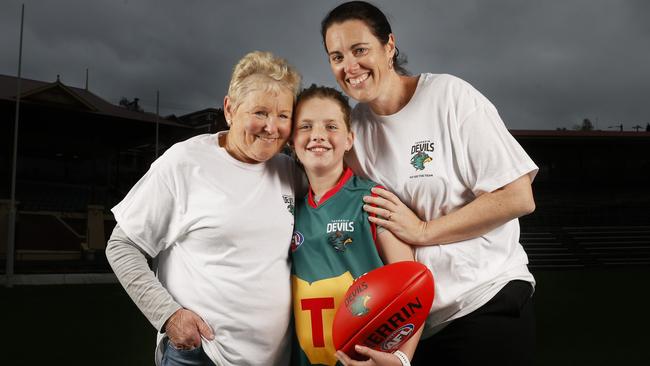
[
  {"x1": 164, "y1": 308, "x2": 214, "y2": 349},
  {"x1": 335, "y1": 345, "x2": 403, "y2": 366},
  {"x1": 364, "y1": 174, "x2": 536, "y2": 247},
  {"x1": 363, "y1": 187, "x2": 428, "y2": 245}
]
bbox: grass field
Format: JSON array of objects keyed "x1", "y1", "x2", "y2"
[{"x1": 2, "y1": 267, "x2": 649, "y2": 365}]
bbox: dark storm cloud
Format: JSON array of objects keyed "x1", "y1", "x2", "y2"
[
  {"x1": 386, "y1": 0, "x2": 650, "y2": 129},
  {"x1": 1, "y1": 0, "x2": 648, "y2": 129}
]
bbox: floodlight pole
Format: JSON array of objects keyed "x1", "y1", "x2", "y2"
[
  {"x1": 6, "y1": 4, "x2": 25, "y2": 287},
  {"x1": 155, "y1": 90, "x2": 160, "y2": 158}
]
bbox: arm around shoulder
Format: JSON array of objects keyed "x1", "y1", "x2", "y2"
[{"x1": 364, "y1": 173, "x2": 535, "y2": 246}]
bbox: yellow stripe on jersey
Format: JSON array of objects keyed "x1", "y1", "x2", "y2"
[{"x1": 292, "y1": 272, "x2": 355, "y2": 366}]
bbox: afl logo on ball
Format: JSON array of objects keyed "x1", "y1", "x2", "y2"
[
  {"x1": 290, "y1": 231, "x2": 304, "y2": 252},
  {"x1": 381, "y1": 323, "x2": 415, "y2": 351}
]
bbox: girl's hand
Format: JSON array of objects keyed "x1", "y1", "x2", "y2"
[{"x1": 335, "y1": 345, "x2": 403, "y2": 366}]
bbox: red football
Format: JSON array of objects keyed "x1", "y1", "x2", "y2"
[{"x1": 332, "y1": 261, "x2": 435, "y2": 360}]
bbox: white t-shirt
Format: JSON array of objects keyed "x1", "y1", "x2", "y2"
[
  {"x1": 346, "y1": 73, "x2": 538, "y2": 337},
  {"x1": 112, "y1": 132, "x2": 297, "y2": 366}
]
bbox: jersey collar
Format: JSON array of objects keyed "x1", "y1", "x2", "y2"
[{"x1": 307, "y1": 167, "x2": 354, "y2": 208}]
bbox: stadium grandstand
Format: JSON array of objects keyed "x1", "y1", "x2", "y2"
[{"x1": 0, "y1": 74, "x2": 226, "y2": 281}]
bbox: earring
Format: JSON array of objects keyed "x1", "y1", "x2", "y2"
[{"x1": 388, "y1": 57, "x2": 394, "y2": 70}]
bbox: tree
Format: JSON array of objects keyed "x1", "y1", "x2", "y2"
[
  {"x1": 573, "y1": 118, "x2": 594, "y2": 131},
  {"x1": 119, "y1": 97, "x2": 143, "y2": 112}
]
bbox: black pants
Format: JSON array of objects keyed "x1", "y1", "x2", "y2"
[{"x1": 412, "y1": 280, "x2": 536, "y2": 366}]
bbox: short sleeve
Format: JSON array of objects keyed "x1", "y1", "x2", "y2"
[
  {"x1": 111, "y1": 158, "x2": 184, "y2": 258},
  {"x1": 457, "y1": 97, "x2": 538, "y2": 195}
]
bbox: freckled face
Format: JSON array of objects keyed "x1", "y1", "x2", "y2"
[
  {"x1": 325, "y1": 19, "x2": 395, "y2": 103},
  {"x1": 224, "y1": 87, "x2": 293, "y2": 163},
  {"x1": 292, "y1": 97, "x2": 353, "y2": 175}
]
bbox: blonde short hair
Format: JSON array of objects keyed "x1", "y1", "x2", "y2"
[{"x1": 227, "y1": 51, "x2": 301, "y2": 110}]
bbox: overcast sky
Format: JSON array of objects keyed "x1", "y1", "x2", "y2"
[{"x1": 1, "y1": 0, "x2": 648, "y2": 130}]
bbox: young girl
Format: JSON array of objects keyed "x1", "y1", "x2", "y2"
[{"x1": 290, "y1": 84, "x2": 421, "y2": 366}]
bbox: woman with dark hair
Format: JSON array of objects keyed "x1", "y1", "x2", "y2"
[{"x1": 321, "y1": 2, "x2": 538, "y2": 365}]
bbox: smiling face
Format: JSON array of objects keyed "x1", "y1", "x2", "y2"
[
  {"x1": 223, "y1": 83, "x2": 293, "y2": 164},
  {"x1": 324, "y1": 19, "x2": 396, "y2": 104},
  {"x1": 292, "y1": 97, "x2": 353, "y2": 176}
]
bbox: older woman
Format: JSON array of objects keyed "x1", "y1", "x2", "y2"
[
  {"x1": 106, "y1": 51, "x2": 301, "y2": 366},
  {"x1": 321, "y1": 2, "x2": 538, "y2": 366}
]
